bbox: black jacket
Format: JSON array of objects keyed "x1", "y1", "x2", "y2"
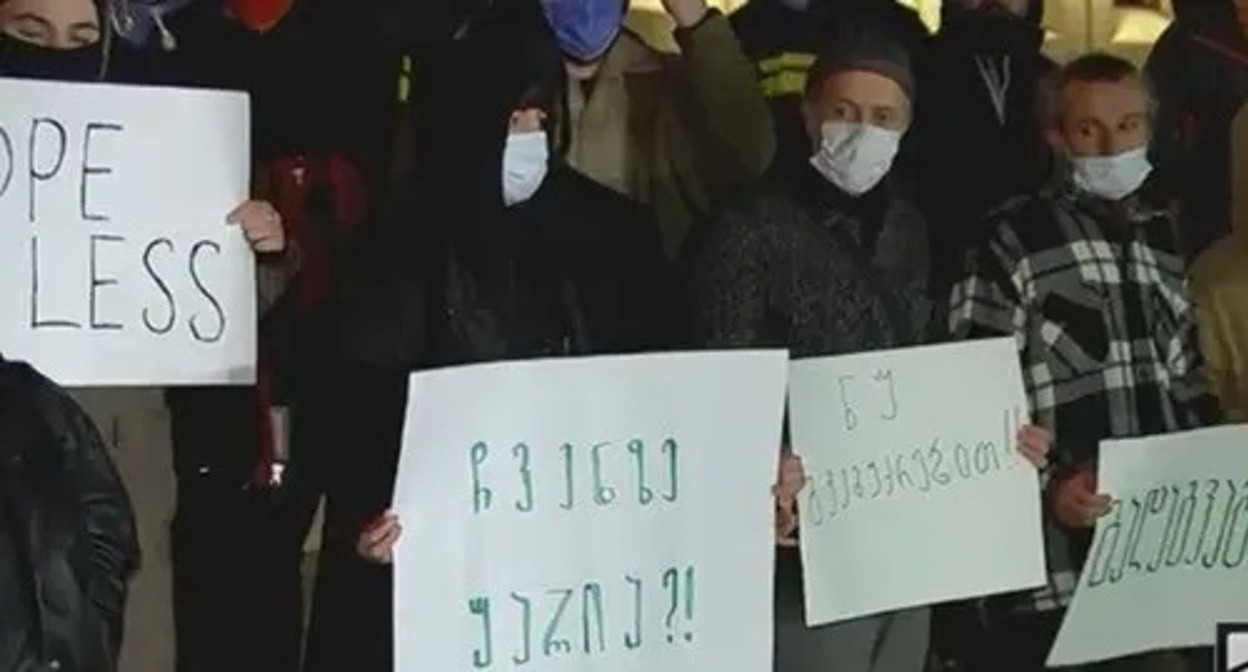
[
  {"x1": 916, "y1": 4, "x2": 1054, "y2": 295},
  {"x1": 686, "y1": 168, "x2": 930, "y2": 358},
  {"x1": 304, "y1": 10, "x2": 669, "y2": 668},
  {"x1": 0, "y1": 358, "x2": 139, "y2": 672},
  {"x1": 685, "y1": 168, "x2": 930, "y2": 607},
  {"x1": 1146, "y1": 0, "x2": 1248, "y2": 258}
]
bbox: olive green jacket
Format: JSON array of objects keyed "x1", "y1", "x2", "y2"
[{"x1": 565, "y1": 10, "x2": 776, "y2": 258}]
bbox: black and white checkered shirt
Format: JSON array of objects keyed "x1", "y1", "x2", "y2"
[{"x1": 947, "y1": 181, "x2": 1222, "y2": 612}]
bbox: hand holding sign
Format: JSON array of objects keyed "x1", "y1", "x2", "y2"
[
  {"x1": 774, "y1": 449, "x2": 804, "y2": 547},
  {"x1": 1051, "y1": 466, "x2": 1112, "y2": 529},
  {"x1": 358, "y1": 510, "x2": 402, "y2": 565},
  {"x1": 227, "y1": 199, "x2": 285, "y2": 253},
  {"x1": 1016, "y1": 425, "x2": 1052, "y2": 470}
]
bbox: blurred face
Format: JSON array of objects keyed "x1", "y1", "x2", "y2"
[
  {"x1": 1055, "y1": 77, "x2": 1150, "y2": 158},
  {"x1": 0, "y1": 0, "x2": 99, "y2": 49},
  {"x1": 949, "y1": 0, "x2": 1029, "y2": 15},
  {"x1": 1237, "y1": 0, "x2": 1248, "y2": 37},
  {"x1": 803, "y1": 69, "x2": 910, "y2": 148}
]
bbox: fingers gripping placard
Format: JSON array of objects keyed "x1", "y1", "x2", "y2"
[
  {"x1": 391, "y1": 352, "x2": 788, "y2": 672},
  {"x1": 0, "y1": 78, "x2": 254, "y2": 386}
]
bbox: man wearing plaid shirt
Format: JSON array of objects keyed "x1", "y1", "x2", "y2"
[{"x1": 947, "y1": 53, "x2": 1222, "y2": 671}]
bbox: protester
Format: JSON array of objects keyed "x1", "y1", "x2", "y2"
[
  {"x1": 682, "y1": 22, "x2": 1050, "y2": 672},
  {"x1": 1192, "y1": 101, "x2": 1248, "y2": 423},
  {"x1": 539, "y1": 0, "x2": 773, "y2": 259},
  {"x1": 95, "y1": 3, "x2": 384, "y2": 670},
  {"x1": 2, "y1": 5, "x2": 298, "y2": 670},
  {"x1": 0, "y1": 355, "x2": 140, "y2": 672},
  {"x1": 948, "y1": 53, "x2": 1220, "y2": 672},
  {"x1": 304, "y1": 3, "x2": 668, "y2": 670},
  {"x1": 916, "y1": 0, "x2": 1054, "y2": 295},
  {"x1": 1146, "y1": 0, "x2": 1248, "y2": 259},
  {"x1": 731, "y1": 0, "x2": 928, "y2": 173}
]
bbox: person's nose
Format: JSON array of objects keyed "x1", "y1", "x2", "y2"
[{"x1": 1105, "y1": 134, "x2": 1136, "y2": 156}]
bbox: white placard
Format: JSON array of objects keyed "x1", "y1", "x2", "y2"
[
  {"x1": 1048, "y1": 425, "x2": 1248, "y2": 667},
  {"x1": 788, "y1": 338, "x2": 1047, "y2": 625},
  {"x1": 0, "y1": 78, "x2": 254, "y2": 386},
  {"x1": 392, "y1": 351, "x2": 788, "y2": 672}
]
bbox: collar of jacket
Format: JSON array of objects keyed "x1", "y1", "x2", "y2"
[
  {"x1": 593, "y1": 27, "x2": 664, "y2": 82},
  {"x1": 1051, "y1": 178, "x2": 1174, "y2": 229}
]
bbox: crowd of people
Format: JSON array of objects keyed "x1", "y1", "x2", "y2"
[{"x1": 2, "y1": 0, "x2": 1247, "y2": 671}]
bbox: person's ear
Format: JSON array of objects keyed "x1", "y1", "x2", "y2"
[
  {"x1": 801, "y1": 99, "x2": 821, "y2": 152},
  {"x1": 1043, "y1": 122, "x2": 1065, "y2": 155}
]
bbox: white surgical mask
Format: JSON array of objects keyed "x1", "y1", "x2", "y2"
[
  {"x1": 809, "y1": 121, "x2": 902, "y2": 196},
  {"x1": 502, "y1": 131, "x2": 549, "y2": 206},
  {"x1": 1070, "y1": 146, "x2": 1152, "y2": 201}
]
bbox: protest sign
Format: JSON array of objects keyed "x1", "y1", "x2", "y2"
[
  {"x1": 0, "y1": 78, "x2": 254, "y2": 386},
  {"x1": 788, "y1": 338, "x2": 1047, "y2": 625},
  {"x1": 391, "y1": 351, "x2": 788, "y2": 672},
  {"x1": 1048, "y1": 425, "x2": 1248, "y2": 667}
]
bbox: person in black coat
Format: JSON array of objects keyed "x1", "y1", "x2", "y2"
[
  {"x1": 915, "y1": 0, "x2": 1054, "y2": 296},
  {"x1": 300, "y1": 3, "x2": 669, "y2": 670},
  {"x1": 1146, "y1": 0, "x2": 1248, "y2": 259},
  {"x1": 0, "y1": 356, "x2": 139, "y2": 672}
]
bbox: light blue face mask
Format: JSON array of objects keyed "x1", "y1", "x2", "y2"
[{"x1": 540, "y1": 0, "x2": 626, "y2": 63}]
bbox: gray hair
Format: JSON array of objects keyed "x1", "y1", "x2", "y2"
[{"x1": 1036, "y1": 52, "x2": 1158, "y2": 129}]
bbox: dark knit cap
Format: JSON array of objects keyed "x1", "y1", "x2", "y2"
[{"x1": 806, "y1": 16, "x2": 915, "y2": 101}]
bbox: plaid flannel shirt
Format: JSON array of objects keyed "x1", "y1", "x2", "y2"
[{"x1": 947, "y1": 182, "x2": 1222, "y2": 613}]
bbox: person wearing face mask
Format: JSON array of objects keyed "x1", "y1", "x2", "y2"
[
  {"x1": 915, "y1": 0, "x2": 1054, "y2": 297},
  {"x1": 114, "y1": 3, "x2": 382, "y2": 671},
  {"x1": 947, "y1": 54, "x2": 1220, "y2": 672},
  {"x1": 1146, "y1": 0, "x2": 1248, "y2": 260},
  {"x1": 539, "y1": 0, "x2": 773, "y2": 260},
  {"x1": 691, "y1": 24, "x2": 928, "y2": 672},
  {"x1": 687, "y1": 23, "x2": 1056, "y2": 672},
  {"x1": 730, "y1": 0, "x2": 929, "y2": 175},
  {"x1": 3, "y1": 4, "x2": 299, "y2": 671},
  {"x1": 301, "y1": 4, "x2": 669, "y2": 671},
  {"x1": 0, "y1": 0, "x2": 109, "y2": 77}
]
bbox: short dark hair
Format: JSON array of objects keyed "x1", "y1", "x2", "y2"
[{"x1": 1038, "y1": 52, "x2": 1154, "y2": 126}]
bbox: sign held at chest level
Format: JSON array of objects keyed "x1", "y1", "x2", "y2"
[
  {"x1": 0, "y1": 78, "x2": 255, "y2": 386},
  {"x1": 1049, "y1": 425, "x2": 1248, "y2": 667},
  {"x1": 788, "y1": 338, "x2": 1048, "y2": 625},
  {"x1": 390, "y1": 351, "x2": 788, "y2": 672}
]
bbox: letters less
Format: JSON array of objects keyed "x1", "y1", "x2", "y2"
[{"x1": 0, "y1": 116, "x2": 226, "y2": 342}]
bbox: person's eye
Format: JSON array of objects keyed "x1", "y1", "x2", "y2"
[
  {"x1": 14, "y1": 25, "x2": 48, "y2": 42},
  {"x1": 71, "y1": 26, "x2": 100, "y2": 46}
]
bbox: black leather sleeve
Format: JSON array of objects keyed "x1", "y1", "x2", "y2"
[{"x1": 51, "y1": 384, "x2": 140, "y2": 660}]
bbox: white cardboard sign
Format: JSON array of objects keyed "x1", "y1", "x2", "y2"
[
  {"x1": 788, "y1": 338, "x2": 1048, "y2": 625},
  {"x1": 1049, "y1": 425, "x2": 1248, "y2": 667},
  {"x1": 0, "y1": 78, "x2": 254, "y2": 386},
  {"x1": 391, "y1": 351, "x2": 789, "y2": 672}
]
